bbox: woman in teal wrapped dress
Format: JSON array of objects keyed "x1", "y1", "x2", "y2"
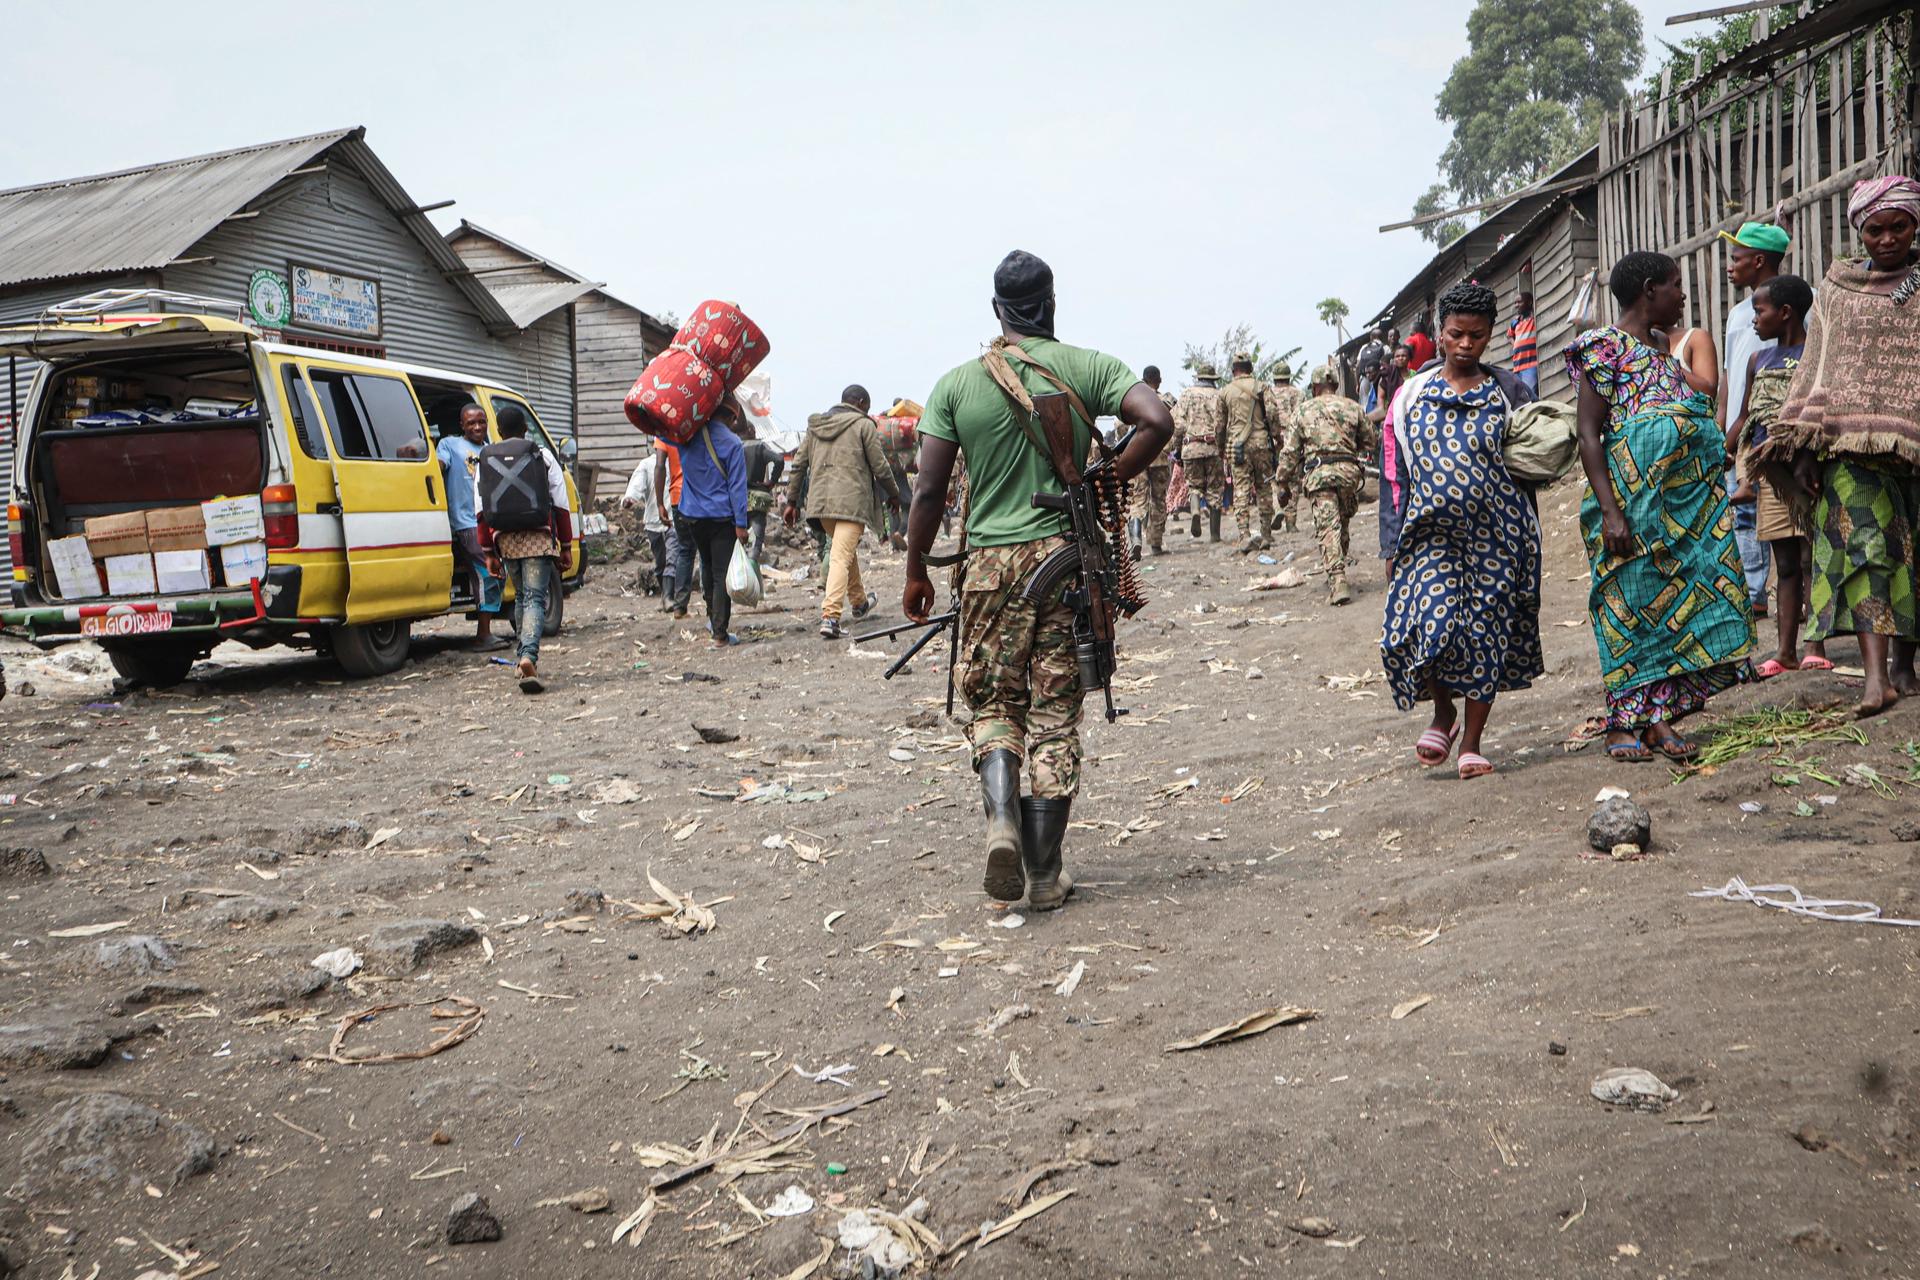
[{"x1": 1568, "y1": 251, "x2": 1754, "y2": 763}]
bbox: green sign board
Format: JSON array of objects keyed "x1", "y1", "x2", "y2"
[{"x1": 247, "y1": 269, "x2": 291, "y2": 329}]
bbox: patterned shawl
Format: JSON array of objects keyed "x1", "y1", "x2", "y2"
[{"x1": 1759, "y1": 253, "x2": 1920, "y2": 468}]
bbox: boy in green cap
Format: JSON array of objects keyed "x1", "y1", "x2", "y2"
[{"x1": 1720, "y1": 220, "x2": 1793, "y2": 616}]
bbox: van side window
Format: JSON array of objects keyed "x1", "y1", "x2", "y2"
[
  {"x1": 488, "y1": 396, "x2": 560, "y2": 455},
  {"x1": 310, "y1": 370, "x2": 430, "y2": 462},
  {"x1": 280, "y1": 367, "x2": 326, "y2": 460}
]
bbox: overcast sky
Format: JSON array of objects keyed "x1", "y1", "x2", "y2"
[{"x1": 7, "y1": 0, "x2": 1711, "y2": 427}]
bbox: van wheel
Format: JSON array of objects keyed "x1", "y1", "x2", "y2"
[
  {"x1": 100, "y1": 638, "x2": 203, "y2": 688},
  {"x1": 541, "y1": 585, "x2": 565, "y2": 637},
  {"x1": 331, "y1": 620, "x2": 411, "y2": 677}
]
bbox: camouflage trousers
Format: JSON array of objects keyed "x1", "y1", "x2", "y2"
[
  {"x1": 959, "y1": 534, "x2": 1082, "y2": 799},
  {"x1": 1229, "y1": 438, "x2": 1275, "y2": 539},
  {"x1": 1131, "y1": 466, "x2": 1170, "y2": 549},
  {"x1": 1309, "y1": 486, "x2": 1360, "y2": 582},
  {"x1": 1272, "y1": 479, "x2": 1298, "y2": 531},
  {"x1": 1183, "y1": 455, "x2": 1224, "y2": 512}
]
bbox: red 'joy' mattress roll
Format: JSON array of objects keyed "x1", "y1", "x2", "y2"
[
  {"x1": 624, "y1": 348, "x2": 724, "y2": 444},
  {"x1": 675, "y1": 300, "x2": 769, "y2": 391}
]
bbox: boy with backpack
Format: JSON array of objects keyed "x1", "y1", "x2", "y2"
[{"x1": 476, "y1": 405, "x2": 572, "y2": 693}]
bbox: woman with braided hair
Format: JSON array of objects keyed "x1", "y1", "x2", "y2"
[
  {"x1": 1568, "y1": 251, "x2": 1754, "y2": 763},
  {"x1": 1379, "y1": 282, "x2": 1543, "y2": 779}
]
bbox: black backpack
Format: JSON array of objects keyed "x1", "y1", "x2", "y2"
[{"x1": 478, "y1": 437, "x2": 554, "y2": 532}]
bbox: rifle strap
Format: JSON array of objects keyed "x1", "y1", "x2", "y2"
[{"x1": 978, "y1": 339, "x2": 1101, "y2": 479}]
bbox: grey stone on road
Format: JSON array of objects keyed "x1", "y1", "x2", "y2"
[
  {"x1": 9, "y1": 1092, "x2": 216, "y2": 1198},
  {"x1": 367, "y1": 920, "x2": 478, "y2": 974},
  {"x1": 447, "y1": 1191, "x2": 502, "y2": 1244},
  {"x1": 0, "y1": 1014, "x2": 157, "y2": 1070},
  {"x1": 1587, "y1": 797, "x2": 1652, "y2": 853},
  {"x1": 94, "y1": 935, "x2": 177, "y2": 974},
  {"x1": 0, "y1": 846, "x2": 51, "y2": 878}
]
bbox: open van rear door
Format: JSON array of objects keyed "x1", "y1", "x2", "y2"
[
  {"x1": 0, "y1": 314, "x2": 255, "y2": 362},
  {"x1": 296, "y1": 360, "x2": 453, "y2": 624}
]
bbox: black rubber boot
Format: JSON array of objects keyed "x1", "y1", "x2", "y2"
[
  {"x1": 1020, "y1": 796, "x2": 1074, "y2": 911},
  {"x1": 1189, "y1": 510, "x2": 1202, "y2": 538},
  {"x1": 1207, "y1": 509, "x2": 1222, "y2": 543},
  {"x1": 979, "y1": 750, "x2": 1024, "y2": 902}
]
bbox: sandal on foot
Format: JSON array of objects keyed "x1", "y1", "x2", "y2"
[
  {"x1": 1414, "y1": 723, "x2": 1462, "y2": 766},
  {"x1": 1651, "y1": 733, "x2": 1698, "y2": 762},
  {"x1": 1457, "y1": 752, "x2": 1494, "y2": 779},
  {"x1": 1605, "y1": 737, "x2": 1652, "y2": 762},
  {"x1": 1754, "y1": 658, "x2": 1792, "y2": 679},
  {"x1": 1799, "y1": 655, "x2": 1835, "y2": 671}
]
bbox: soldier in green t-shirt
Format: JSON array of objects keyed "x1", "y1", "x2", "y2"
[{"x1": 907, "y1": 251, "x2": 1174, "y2": 912}]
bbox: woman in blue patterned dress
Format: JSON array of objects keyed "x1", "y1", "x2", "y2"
[
  {"x1": 1568, "y1": 252, "x2": 1754, "y2": 763},
  {"x1": 1380, "y1": 283, "x2": 1544, "y2": 779}
]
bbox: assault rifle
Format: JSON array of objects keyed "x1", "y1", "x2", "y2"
[
  {"x1": 850, "y1": 512, "x2": 967, "y2": 713},
  {"x1": 1025, "y1": 392, "x2": 1147, "y2": 723}
]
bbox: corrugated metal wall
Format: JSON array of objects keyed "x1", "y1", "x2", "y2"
[
  {"x1": 574, "y1": 292, "x2": 660, "y2": 478},
  {"x1": 167, "y1": 163, "x2": 575, "y2": 438}
]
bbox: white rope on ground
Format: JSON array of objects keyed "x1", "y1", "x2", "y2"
[{"x1": 1690, "y1": 876, "x2": 1920, "y2": 928}]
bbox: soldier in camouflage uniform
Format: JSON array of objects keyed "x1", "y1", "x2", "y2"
[
  {"x1": 904, "y1": 250, "x2": 1174, "y2": 912},
  {"x1": 1219, "y1": 352, "x2": 1274, "y2": 552},
  {"x1": 1278, "y1": 365, "x2": 1373, "y2": 605},
  {"x1": 1263, "y1": 362, "x2": 1304, "y2": 533},
  {"x1": 1128, "y1": 365, "x2": 1177, "y2": 557},
  {"x1": 1171, "y1": 363, "x2": 1227, "y2": 542}
]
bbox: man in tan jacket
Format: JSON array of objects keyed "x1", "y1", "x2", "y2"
[{"x1": 784, "y1": 385, "x2": 903, "y2": 639}]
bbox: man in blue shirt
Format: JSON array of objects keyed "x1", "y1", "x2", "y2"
[
  {"x1": 674, "y1": 400, "x2": 752, "y2": 647},
  {"x1": 437, "y1": 403, "x2": 504, "y2": 650}
]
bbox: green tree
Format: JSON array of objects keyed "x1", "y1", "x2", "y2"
[
  {"x1": 1315, "y1": 298, "x2": 1350, "y2": 346},
  {"x1": 1408, "y1": 0, "x2": 1643, "y2": 233},
  {"x1": 1413, "y1": 184, "x2": 1468, "y2": 248},
  {"x1": 1181, "y1": 324, "x2": 1300, "y2": 384}
]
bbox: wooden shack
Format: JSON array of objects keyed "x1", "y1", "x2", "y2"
[{"x1": 446, "y1": 222, "x2": 674, "y2": 496}]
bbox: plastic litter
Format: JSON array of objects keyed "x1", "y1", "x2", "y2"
[
  {"x1": 764, "y1": 1185, "x2": 815, "y2": 1217},
  {"x1": 311, "y1": 947, "x2": 362, "y2": 979},
  {"x1": 1590, "y1": 1066, "x2": 1679, "y2": 1112},
  {"x1": 1690, "y1": 876, "x2": 1920, "y2": 928}
]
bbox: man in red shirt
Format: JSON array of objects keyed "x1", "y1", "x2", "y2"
[
  {"x1": 1405, "y1": 317, "x2": 1436, "y2": 370},
  {"x1": 1507, "y1": 292, "x2": 1538, "y2": 393}
]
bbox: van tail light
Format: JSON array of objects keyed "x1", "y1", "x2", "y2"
[
  {"x1": 262, "y1": 485, "x2": 298, "y2": 550},
  {"x1": 7, "y1": 502, "x2": 29, "y2": 576}
]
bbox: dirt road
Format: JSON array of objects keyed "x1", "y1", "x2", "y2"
[{"x1": 2, "y1": 493, "x2": 1916, "y2": 1278}]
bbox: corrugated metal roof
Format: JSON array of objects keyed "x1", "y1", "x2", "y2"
[
  {"x1": 487, "y1": 279, "x2": 601, "y2": 328},
  {"x1": 0, "y1": 128, "x2": 352, "y2": 288},
  {"x1": 1365, "y1": 147, "x2": 1599, "y2": 328},
  {"x1": 447, "y1": 219, "x2": 676, "y2": 336}
]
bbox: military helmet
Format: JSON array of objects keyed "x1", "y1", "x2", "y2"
[
  {"x1": 1310, "y1": 364, "x2": 1338, "y2": 388},
  {"x1": 1271, "y1": 360, "x2": 1292, "y2": 380},
  {"x1": 1193, "y1": 362, "x2": 1218, "y2": 380}
]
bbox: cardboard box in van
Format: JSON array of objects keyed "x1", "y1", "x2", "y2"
[
  {"x1": 46, "y1": 535, "x2": 103, "y2": 598},
  {"x1": 154, "y1": 549, "x2": 212, "y2": 594},
  {"x1": 201, "y1": 495, "x2": 265, "y2": 547},
  {"x1": 84, "y1": 512, "x2": 150, "y2": 558},
  {"x1": 104, "y1": 553, "x2": 156, "y2": 596},
  {"x1": 146, "y1": 506, "x2": 208, "y2": 552},
  {"x1": 219, "y1": 540, "x2": 269, "y2": 587}
]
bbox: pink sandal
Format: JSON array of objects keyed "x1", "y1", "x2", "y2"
[
  {"x1": 1799, "y1": 655, "x2": 1835, "y2": 671},
  {"x1": 1415, "y1": 723, "x2": 1462, "y2": 766},
  {"x1": 1458, "y1": 752, "x2": 1494, "y2": 779},
  {"x1": 1754, "y1": 659, "x2": 1791, "y2": 679}
]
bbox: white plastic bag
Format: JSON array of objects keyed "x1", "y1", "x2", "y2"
[
  {"x1": 725, "y1": 540, "x2": 764, "y2": 606},
  {"x1": 1568, "y1": 269, "x2": 1600, "y2": 330}
]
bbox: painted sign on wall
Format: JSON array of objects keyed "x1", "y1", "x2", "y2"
[{"x1": 291, "y1": 264, "x2": 381, "y2": 338}]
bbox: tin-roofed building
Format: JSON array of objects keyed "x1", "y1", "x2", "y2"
[{"x1": 444, "y1": 221, "x2": 675, "y2": 496}]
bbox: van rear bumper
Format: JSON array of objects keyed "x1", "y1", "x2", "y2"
[{"x1": 2, "y1": 565, "x2": 303, "y2": 640}]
